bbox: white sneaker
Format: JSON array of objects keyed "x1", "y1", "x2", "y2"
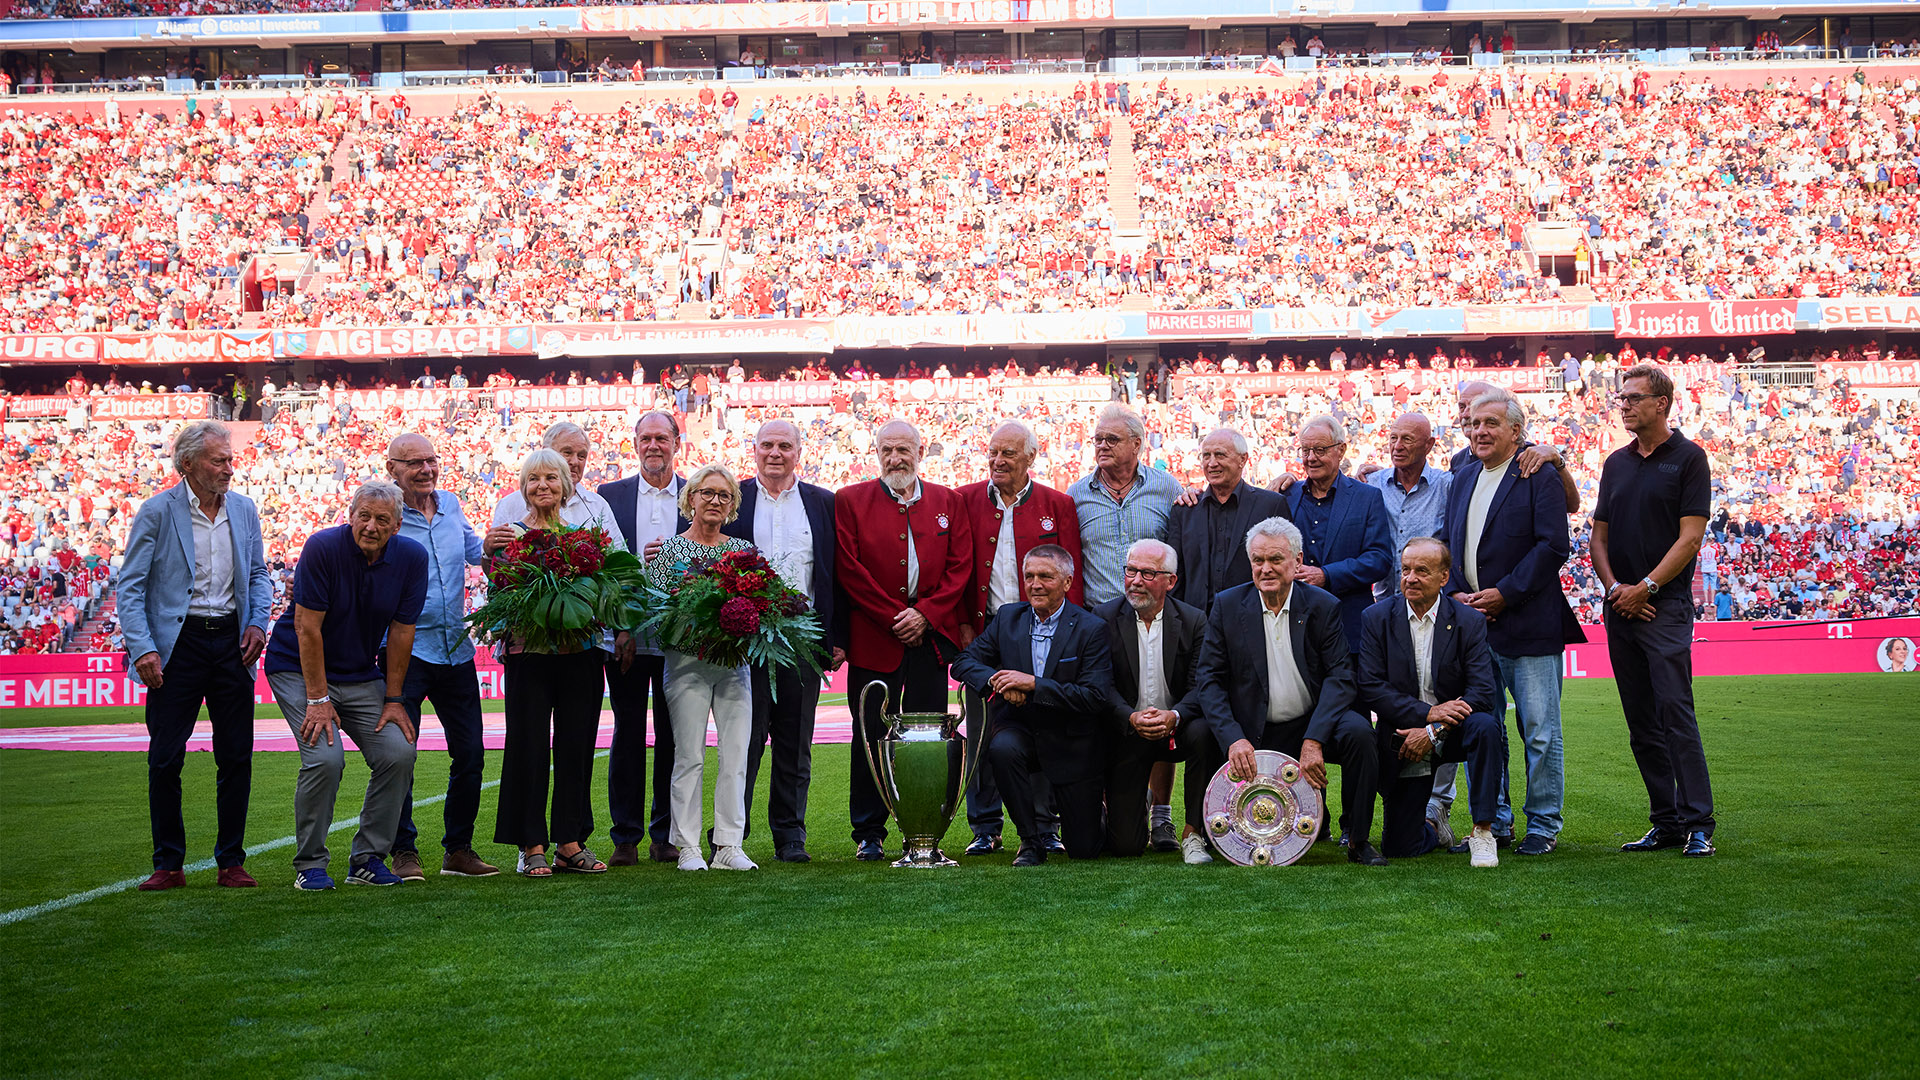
[
  {"x1": 1467, "y1": 825, "x2": 1499, "y2": 868},
  {"x1": 677, "y1": 850, "x2": 709, "y2": 872},
  {"x1": 1428, "y1": 811, "x2": 1455, "y2": 852},
  {"x1": 710, "y1": 845, "x2": 758, "y2": 871},
  {"x1": 1180, "y1": 834, "x2": 1215, "y2": 865}
]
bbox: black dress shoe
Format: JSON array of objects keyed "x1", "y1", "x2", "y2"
[
  {"x1": 855, "y1": 839, "x2": 887, "y2": 861},
  {"x1": 776, "y1": 843, "x2": 811, "y2": 863},
  {"x1": 1347, "y1": 843, "x2": 1389, "y2": 867},
  {"x1": 1681, "y1": 831, "x2": 1716, "y2": 858},
  {"x1": 1149, "y1": 820, "x2": 1178, "y2": 852},
  {"x1": 1040, "y1": 833, "x2": 1067, "y2": 855},
  {"x1": 1620, "y1": 827, "x2": 1685, "y2": 852},
  {"x1": 648, "y1": 841, "x2": 680, "y2": 863},
  {"x1": 1516, "y1": 834, "x2": 1558, "y2": 857},
  {"x1": 964, "y1": 834, "x2": 1003, "y2": 856},
  {"x1": 1011, "y1": 844, "x2": 1048, "y2": 867}
]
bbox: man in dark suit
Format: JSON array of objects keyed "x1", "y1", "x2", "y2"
[
  {"x1": 952, "y1": 545, "x2": 1115, "y2": 865},
  {"x1": 1093, "y1": 539, "x2": 1210, "y2": 861},
  {"x1": 721, "y1": 419, "x2": 844, "y2": 863},
  {"x1": 836, "y1": 419, "x2": 974, "y2": 861},
  {"x1": 1285, "y1": 416, "x2": 1393, "y2": 654},
  {"x1": 1166, "y1": 426, "x2": 1290, "y2": 612},
  {"x1": 1191, "y1": 516, "x2": 1387, "y2": 865},
  {"x1": 956, "y1": 420, "x2": 1083, "y2": 856},
  {"x1": 596, "y1": 410, "x2": 688, "y2": 865},
  {"x1": 1358, "y1": 538, "x2": 1507, "y2": 866},
  {"x1": 1442, "y1": 390, "x2": 1584, "y2": 857}
]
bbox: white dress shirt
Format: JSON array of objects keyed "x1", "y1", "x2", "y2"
[
  {"x1": 753, "y1": 480, "x2": 815, "y2": 600},
  {"x1": 986, "y1": 481, "x2": 1029, "y2": 613},
  {"x1": 186, "y1": 487, "x2": 235, "y2": 616},
  {"x1": 888, "y1": 480, "x2": 922, "y2": 600},
  {"x1": 1134, "y1": 610, "x2": 1171, "y2": 714},
  {"x1": 1262, "y1": 590, "x2": 1313, "y2": 724},
  {"x1": 1407, "y1": 600, "x2": 1439, "y2": 705},
  {"x1": 1463, "y1": 454, "x2": 1513, "y2": 592},
  {"x1": 630, "y1": 476, "x2": 681, "y2": 556}
]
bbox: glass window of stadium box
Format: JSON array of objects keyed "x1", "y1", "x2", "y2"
[
  {"x1": 472, "y1": 41, "x2": 538, "y2": 72},
  {"x1": 1316, "y1": 24, "x2": 1372, "y2": 55},
  {"x1": 1105, "y1": 28, "x2": 1195, "y2": 58},
  {"x1": 1386, "y1": 24, "x2": 1451, "y2": 53},
  {"x1": 844, "y1": 33, "x2": 902, "y2": 61},
  {"x1": 1501, "y1": 22, "x2": 1564, "y2": 52},
  {"x1": 1214, "y1": 26, "x2": 1272, "y2": 56},
  {"x1": 666, "y1": 37, "x2": 719, "y2": 67},
  {"x1": 1024, "y1": 29, "x2": 1082, "y2": 60},
  {"x1": 1667, "y1": 19, "x2": 1748, "y2": 49},
  {"x1": 1868, "y1": 16, "x2": 1920, "y2": 46},
  {"x1": 1767, "y1": 17, "x2": 1824, "y2": 50},
  {"x1": 1567, "y1": 21, "x2": 1649, "y2": 51},
  {"x1": 740, "y1": 36, "x2": 829, "y2": 66},
  {"x1": 211, "y1": 45, "x2": 285, "y2": 79},
  {"x1": 920, "y1": 31, "x2": 1006, "y2": 62}
]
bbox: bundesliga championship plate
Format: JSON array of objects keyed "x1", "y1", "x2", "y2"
[{"x1": 1203, "y1": 750, "x2": 1322, "y2": 866}]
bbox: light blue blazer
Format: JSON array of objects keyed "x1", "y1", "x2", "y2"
[{"x1": 116, "y1": 483, "x2": 273, "y2": 669}]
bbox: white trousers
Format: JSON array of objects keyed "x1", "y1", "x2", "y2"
[{"x1": 664, "y1": 650, "x2": 752, "y2": 850}]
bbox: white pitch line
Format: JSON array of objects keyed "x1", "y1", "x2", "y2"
[{"x1": 0, "y1": 751, "x2": 610, "y2": 928}]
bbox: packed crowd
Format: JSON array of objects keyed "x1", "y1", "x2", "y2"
[{"x1": 4, "y1": 344, "x2": 1916, "y2": 653}]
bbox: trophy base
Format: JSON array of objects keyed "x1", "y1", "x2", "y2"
[{"x1": 892, "y1": 844, "x2": 959, "y2": 868}]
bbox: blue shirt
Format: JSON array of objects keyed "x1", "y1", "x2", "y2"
[
  {"x1": 1070, "y1": 464, "x2": 1182, "y2": 607},
  {"x1": 398, "y1": 491, "x2": 484, "y2": 666},
  {"x1": 1030, "y1": 603, "x2": 1064, "y2": 675},
  {"x1": 1366, "y1": 464, "x2": 1452, "y2": 596},
  {"x1": 264, "y1": 524, "x2": 430, "y2": 684}
]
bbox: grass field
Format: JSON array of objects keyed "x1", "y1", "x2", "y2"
[{"x1": 1, "y1": 674, "x2": 1915, "y2": 1079}]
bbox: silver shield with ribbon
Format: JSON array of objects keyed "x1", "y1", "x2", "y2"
[{"x1": 1202, "y1": 749, "x2": 1322, "y2": 866}]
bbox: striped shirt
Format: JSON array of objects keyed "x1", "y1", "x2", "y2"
[{"x1": 1069, "y1": 465, "x2": 1182, "y2": 607}]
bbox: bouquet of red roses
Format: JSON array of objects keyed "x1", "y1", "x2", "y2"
[
  {"x1": 467, "y1": 523, "x2": 645, "y2": 654},
  {"x1": 641, "y1": 548, "x2": 826, "y2": 679}
]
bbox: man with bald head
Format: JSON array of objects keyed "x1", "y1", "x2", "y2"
[
  {"x1": 836, "y1": 419, "x2": 974, "y2": 861},
  {"x1": 721, "y1": 418, "x2": 844, "y2": 863},
  {"x1": 385, "y1": 433, "x2": 498, "y2": 879},
  {"x1": 1364, "y1": 413, "x2": 1452, "y2": 602},
  {"x1": 1450, "y1": 380, "x2": 1581, "y2": 514},
  {"x1": 956, "y1": 419, "x2": 1084, "y2": 855}
]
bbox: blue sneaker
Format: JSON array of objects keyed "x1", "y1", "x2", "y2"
[
  {"x1": 294, "y1": 868, "x2": 336, "y2": 891},
  {"x1": 347, "y1": 858, "x2": 402, "y2": 886}
]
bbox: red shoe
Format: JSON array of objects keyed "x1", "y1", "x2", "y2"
[
  {"x1": 138, "y1": 869, "x2": 186, "y2": 891},
  {"x1": 216, "y1": 866, "x2": 259, "y2": 888}
]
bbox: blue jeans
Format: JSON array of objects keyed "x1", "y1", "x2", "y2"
[{"x1": 1490, "y1": 652, "x2": 1565, "y2": 839}]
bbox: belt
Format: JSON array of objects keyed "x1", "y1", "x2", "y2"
[{"x1": 184, "y1": 612, "x2": 239, "y2": 632}]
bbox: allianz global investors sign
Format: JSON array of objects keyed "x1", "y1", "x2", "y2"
[{"x1": 1610, "y1": 300, "x2": 1798, "y2": 339}]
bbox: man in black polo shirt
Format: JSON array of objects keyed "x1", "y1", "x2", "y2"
[
  {"x1": 264, "y1": 480, "x2": 430, "y2": 890},
  {"x1": 1590, "y1": 363, "x2": 1717, "y2": 858}
]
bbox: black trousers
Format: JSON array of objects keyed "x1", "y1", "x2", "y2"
[
  {"x1": 1187, "y1": 710, "x2": 1379, "y2": 850},
  {"x1": 849, "y1": 637, "x2": 952, "y2": 844},
  {"x1": 144, "y1": 619, "x2": 254, "y2": 871},
  {"x1": 1607, "y1": 598, "x2": 1716, "y2": 835},
  {"x1": 1104, "y1": 724, "x2": 1201, "y2": 856},
  {"x1": 741, "y1": 661, "x2": 820, "y2": 848},
  {"x1": 1379, "y1": 711, "x2": 1506, "y2": 858},
  {"x1": 394, "y1": 658, "x2": 486, "y2": 855},
  {"x1": 495, "y1": 650, "x2": 604, "y2": 849},
  {"x1": 988, "y1": 725, "x2": 1105, "y2": 860},
  {"x1": 604, "y1": 652, "x2": 675, "y2": 847},
  {"x1": 963, "y1": 685, "x2": 1058, "y2": 838}
]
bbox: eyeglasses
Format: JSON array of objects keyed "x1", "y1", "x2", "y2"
[
  {"x1": 388, "y1": 457, "x2": 439, "y2": 469},
  {"x1": 692, "y1": 489, "x2": 735, "y2": 504},
  {"x1": 1092, "y1": 434, "x2": 1135, "y2": 447},
  {"x1": 1614, "y1": 392, "x2": 1663, "y2": 406},
  {"x1": 1297, "y1": 442, "x2": 1344, "y2": 459},
  {"x1": 1123, "y1": 565, "x2": 1173, "y2": 581}
]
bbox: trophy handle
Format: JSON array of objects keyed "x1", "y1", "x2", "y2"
[
  {"x1": 856, "y1": 679, "x2": 893, "y2": 808},
  {"x1": 957, "y1": 683, "x2": 986, "y2": 804}
]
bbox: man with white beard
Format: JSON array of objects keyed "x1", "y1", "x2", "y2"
[{"x1": 834, "y1": 420, "x2": 974, "y2": 862}]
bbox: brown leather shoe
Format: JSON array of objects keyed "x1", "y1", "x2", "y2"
[
  {"x1": 609, "y1": 843, "x2": 641, "y2": 867},
  {"x1": 390, "y1": 850, "x2": 426, "y2": 882},
  {"x1": 216, "y1": 865, "x2": 259, "y2": 888},
  {"x1": 648, "y1": 841, "x2": 680, "y2": 863},
  {"x1": 440, "y1": 849, "x2": 501, "y2": 877},
  {"x1": 138, "y1": 869, "x2": 186, "y2": 891}
]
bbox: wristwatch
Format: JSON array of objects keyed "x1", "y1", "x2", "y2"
[
  {"x1": 1641, "y1": 576, "x2": 1660, "y2": 596},
  {"x1": 384, "y1": 695, "x2": 406, "y2": 705}
]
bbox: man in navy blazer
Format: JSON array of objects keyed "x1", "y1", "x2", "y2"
[
  {"x1": 1441, "y1": 391, "x2": 1585, "y2": 857},
  {"x1": 117, "y1": 420, "x2": 272, "y2": 890},
  {"x1": 1358, "y1": 538, "x2": 1508, "y2": 865},
  {"x1": 951, "y1": 545, "x2": 1115, "y2": 865},
  {"x1": 1191, "y1": 516, "x2": 1387, "y2": 865},
  {"x1": 721, "y1": 419, "x2": 846, "y2": 863},
  {"x1": 596, "y1": 410, "x2": 690, "y2": 864},
  {"x1": 1286, "y1": 416, "x2": 1393, "y2": 654}
]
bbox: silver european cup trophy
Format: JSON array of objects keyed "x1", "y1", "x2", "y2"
[{"x1": 855, "y1": 680, "x2": 981, "y2": 867}]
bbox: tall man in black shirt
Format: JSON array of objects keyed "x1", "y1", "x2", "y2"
[{"x1": 1590, "y1": 364, "x2": 1717, "y2": 858}]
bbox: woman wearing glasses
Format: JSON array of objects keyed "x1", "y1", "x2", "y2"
[{"x1": 644, "y1": 464, "x2": 759, "y2": 871}]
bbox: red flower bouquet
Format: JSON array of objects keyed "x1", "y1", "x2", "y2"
[
  {"x1": 467, "y1": 524, "x2": 644, "y2": 654},
  {"x1": 641, "y1": 548, "x2": 825, "y2": 678}
]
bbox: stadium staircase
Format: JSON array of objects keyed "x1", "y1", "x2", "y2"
[
  {"x1": 1106, "y1": 109, "x2": 1153, "y2": 313},
  {"x1": 62, "y1": 597, "x2": 115, "y2": 653}
]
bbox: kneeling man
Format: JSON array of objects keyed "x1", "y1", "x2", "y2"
[
  {"x1": 952, "y1": 545, "x2": 1114, "y2": 865},
  {"x1": 1192, "y1": 517, "x2": 1386, "y2": 866},
  {"x1": 1357, "y1": 538, "x2": 1506, "y2": 866}
]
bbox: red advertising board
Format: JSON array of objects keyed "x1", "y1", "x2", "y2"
[
  {"x1": 2, "y1": 393, "x2": 213, "y2": 421},
  {"x1": 1147, "y1": 310, "x2": 1253, "y2": 337},
  {"x1": 272, "y1": 326, "x2": 538, "y2": 361},
  {"x1": 1463, "y1": 303, "x2": 1592, "y2": 336},
  {"x1": 860, "y1": 0, "x2": 1116, "y2": 25},
  {"x1": 580, "y1": 2, "x2": 828, "y2": 33},
  {"x1": 1610, "y1": 300, "x2": 1798, "y2": 339},
  {"x1": 0, "y1": 331, "x2": 271, "y2": 364},
  {"x1": 1170, "y1": 366, "x2": 1550, "y2": 397}
]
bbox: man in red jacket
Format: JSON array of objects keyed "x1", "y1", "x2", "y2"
[
  {"x1": 955, "y1": 420, "x2": 1083, "y2": 855},
  {"x1": 835, "y1": 420, "x2": 974, "y2": 861}
]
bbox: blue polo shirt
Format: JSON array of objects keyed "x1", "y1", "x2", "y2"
[{"x1": 264, "y1": 524, "x2": 430, "y2": 684}]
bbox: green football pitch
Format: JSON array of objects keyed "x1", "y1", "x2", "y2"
[{"x1": 1, "y1": 675, "x2": 1914, "y2": 1079}]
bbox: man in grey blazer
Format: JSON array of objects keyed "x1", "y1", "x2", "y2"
[{"x1": 117, "y1": 419, "x2": 272, "y2": 891}]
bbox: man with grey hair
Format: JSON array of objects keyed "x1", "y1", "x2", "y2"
[
  {"x1": 957, "y1": 418, "x2": 1084, "y2": 855},
  {"x1": 1070, "y1": 403, "x2": 1182, "y2": 608},
  {"x1": 487, "y1": 420, "x2": 620, "y2": 552},
  {"x1": 1167, "y1": 427, "x2": 1290, "y2": 613},
  {"x1": 597, "y1": 409, "x2": 688, "y2": 865},
  {"x1": 263, "y1": 480, "x2": 430, "y2": 890},
  {"x1": 1449, "y1": 379, "x2": 1581, "y2": 513},
  {"x1": 1287, "y1": 415, "x2": 1393, "y2": 655},
  {"x1": 119, "y1": 419, "x2": 272, "y2": 891}
]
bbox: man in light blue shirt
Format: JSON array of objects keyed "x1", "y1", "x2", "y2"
[
  {"x1": 1365, "y1": 412, "x2": 1452, "y2": 600},
  {"x1": 1070, "y1": 404, "x2": 1182, "y2": 606},
  {"x1": 385, "y1": 433, "x2": 498, "y2": 880}
]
